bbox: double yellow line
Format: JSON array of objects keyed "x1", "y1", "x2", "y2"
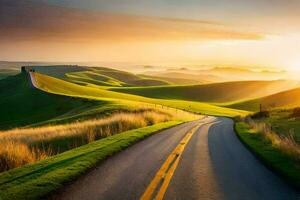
[{"x1": 140, "y1": 124, "x2": 201, "y2": 200}]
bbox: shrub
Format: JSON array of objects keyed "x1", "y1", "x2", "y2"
[
  {"x1": 251, "y1": 111, "x2": 269, "y2": 119},
  {"x1": 290, "y1": 107, "x2": 300, "y2": 118}
]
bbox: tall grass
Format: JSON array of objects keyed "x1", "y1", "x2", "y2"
[
  {"x1": 244, "y1": 117, "x2": 300, "y2": 163},
  {"x1": 0, "y1": 108, "x2": 198, "y2": 172}
]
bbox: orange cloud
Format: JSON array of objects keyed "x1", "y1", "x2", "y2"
[{"x1": 0, "y1": 0, "x2": 264, "y2": 43}]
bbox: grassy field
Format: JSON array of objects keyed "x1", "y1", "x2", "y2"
[
  {"x1": 30, "y1": 65, "x2": 170, "y2": 87},
  {"x1": 0, "y1": 108, "x2": 197, "y2": 172},
  {"x1": 0, "y1": 72, "x2": 157, "y2": 130},
  {"x1": 0, "y1": 73, "x2": 110, "y2": 130},
  {"x1": 251, "y1": 109, "x2": 300, "y2": 143},
  {"x1": 235, "y1": 122, "x2": 300, "y2": 188},
  {"x1": 110, "y1": 80, "x2": 297, "y2": 103},
  {"x1": 0, "y1": 68, "x2": 19, "y2": 80},
  {"x1": 87, "y1": 68, "x2": 169, "y2": 86},
  {"x1": 139, "y1": 74, "x2": 201, "y2": 85},
  {"x1": 31, "y1": 72, "x2": 249, "y2": 117},
  {"x1": 66, "y1": 70, "x2": 126, "y2": 87},
  {"x1": 227, "y1": 86, "x2": 300, "y2": 112},
  {"x1": 220, "y1": 99, "x2": 261, "y2": 112},
  {"x1": 0, "y1": 121, "x2": 185, "y2": 200}
]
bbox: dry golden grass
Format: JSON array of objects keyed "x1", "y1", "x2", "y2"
[
  {"x1": 0, "y1": 141, "x2": 48, "y2": 172},
  {"x1": 245, "y1": 117, "x2": 300, "y2": 163},
  {"x1": 0, "y1": 108, "x2": 198, "y2": 172}
]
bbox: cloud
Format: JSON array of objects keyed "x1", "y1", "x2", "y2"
[{"x1": 0, "y1": 0, "x2": 264, "y2": 44}]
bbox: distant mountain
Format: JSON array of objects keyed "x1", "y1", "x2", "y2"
[
  {"x1": 143, "y1": 71, "x2": 224, "y2": 83},
  {"x1": 197, "y1": 67, "x2": 287, "y2": 81},
  {"x1": 145, "y1": 66, "x2": 288, "y2": 83}
]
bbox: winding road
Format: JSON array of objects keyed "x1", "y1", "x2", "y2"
[{"x1": 52, "y1": 117, "x2": 300, "y2": 200}]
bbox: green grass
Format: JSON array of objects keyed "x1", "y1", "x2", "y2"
[
  {"x1": 0, "y1": 69, "x2": 19, "y2": 80},
  {"x1": 66, "y1": 70, "x2": 126, "y2": 87},
  {"x1": 235, "y1": 122, "x2": 300, "y2": 188},
  {"x1": 254, "y1": 109, "x2": 300, "y2": 143},
  {"x1": 0, "y1": 73, "x2": 137, "y2": 130},
  {"x1": 25, "y1": 65, "x2": 87, "y2": 79},
  {"x1": 139, "y1": 74, "x2": 198, "y2": 85},
  {"x1": 32, "y1": 72, "x2": 249, "y2": 117},
  {"x1": 110, "y1": 80, "x2": 295, "y2": 103},
  {"x1": 64, "y1": 68, "x2": 170, "y2": 87},
  {"x1": 0, "y1": 121, "x2": 184, "y2": 200},
  {"x1": 228, "y1": 86, "x2": 300, "y2": 111},
  {"x1": 220, "y1": 98, "x2": 261, "y2": 112},
  {"x1": 92, "y1": 69, "x2": 170, "y2": 86}
]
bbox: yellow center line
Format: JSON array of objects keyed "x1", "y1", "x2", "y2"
[{"x1": 140, "y1": 124, "x2": 201, "y2": 200}]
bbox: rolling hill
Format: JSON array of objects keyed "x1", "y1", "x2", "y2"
[
  {"x1": 0, "y1": 68, "x2": 19, "y2": 80},
  {"x1": 143, "y1": 71, "x2": 223, "y2": 83},
  {"x1": 139, "y1": 74, "x2": 201, "y2": 85},
  {"x1": 25, "y1": 65, "x2": 170, "y2": 87},
  {"x1": 0, "y1": 71, "x2": 139, "y2": 130},
  {"x1": 144, "y1": 66, "x2": 288, "y2": 83},
  {"x1": 110, "y1": 80, "x2": 299, "y2": 103},
  {"x1": 30, "y1": 72, "x2": 248, "y2": 117},
  {"x1": 227, "y1": 87, "x2": 300, "y2": 111}
]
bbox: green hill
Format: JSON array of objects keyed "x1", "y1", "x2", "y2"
[
  {"x1": 65, "y1": 70, "x2": 125, "y2": 87},
  {"x1": 0, "y1": 68, "x2": 19, "y2": 80},
  {"x1": 24, "y1": 65, "x2": 87, "y2": 79},
  {"x1": 30, "y1": 72, "x2": 249, "y2": 117},
  {"x1": 110, "y1": 80, "x2": 298, "y2": 103},
  {"x1": 0, "y1": 72, "x2": 127, "y2": 130},
  {"x1": 28, "y1": 65, "x2": 170, "y2": 87},
  {"x1": 227, "y1": 87, "x2": 300, "y2": 111},
  {"x1": 139, "y1": 74, "x2": 201, "y2": 85}
]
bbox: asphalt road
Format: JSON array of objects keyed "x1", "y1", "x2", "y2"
[{"x1": 52, "y1": 117, "x2": 300, "y2": 200}]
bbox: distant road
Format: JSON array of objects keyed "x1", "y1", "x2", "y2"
[{"x1": 52, "y1": 117, "x2": 300, "y2": 200}]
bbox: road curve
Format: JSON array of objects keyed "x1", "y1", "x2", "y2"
[{"x1": 52, "y1": 117, "x2": 300, "y2": 200}]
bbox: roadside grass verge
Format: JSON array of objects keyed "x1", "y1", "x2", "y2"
[
  {"x1": 0, "y1": 108, "x2": 197, "y2": 172},
  {"x1": 254, "y1": 109, "x2": 300, "y2": 143},
  {"x1": 0, "y1": 121, "x2": 185, "y2": 200},
  {"x1": 235, "y1": 122, "x2": 300, "y2": 188}
]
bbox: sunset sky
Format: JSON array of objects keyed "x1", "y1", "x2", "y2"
[{"x1": 1, "y1": 0, "x2": 300, "y2": 71}]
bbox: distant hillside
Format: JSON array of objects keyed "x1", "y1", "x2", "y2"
[
  {"x1": 145, "y1": 66, "x2": 288, "y2": 83},
  {"x1": 196, "y1": 67, "x2": 288, "y2": 81},
  {"x1": 111, "y1": 80, "x2": 299, "y2": 103},
  {"x1": 24, "y1": 65, "x2": 170, "y2": 87},
  {"x1": 143, "y1": 71, "x2": 223, "y2": 83},
  {"x1": 139, "y1": 74, "x2": 201, "y2": 85},
  {"x1": 227, "y1": 87, "x2": 300, "y2": 111},
  {"x1": 0, "y1": 68, "x2": 19, "y2": 80}
]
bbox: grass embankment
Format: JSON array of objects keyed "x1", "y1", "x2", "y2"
[
  {"x1": 0, "y1": 121, "x2": 184, "y2": 200},
  {"x1": 256, "y1": 109, "x2": 300, "y2": 143},
  {"x1": 235, "y1": 121, "x2": 300, "y2": 188},
  {"x1": 31, "y1": 72, "x2": 248, "y2": 117},
  {"x1": 0, "y1": 108, "x2": 196, "y2": 172}
]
